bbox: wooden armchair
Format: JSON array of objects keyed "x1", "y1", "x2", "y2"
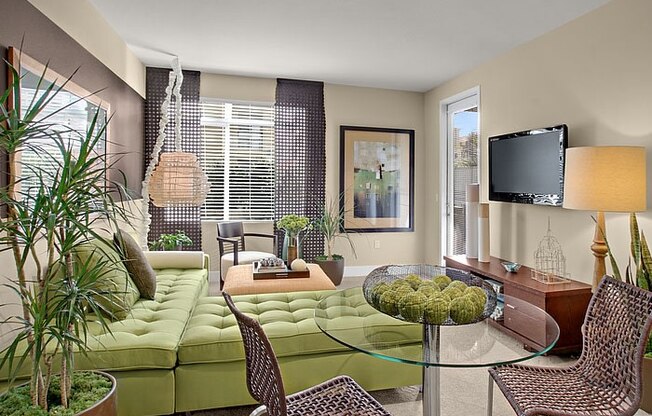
[{"x1": 217, "y1": 221, "x2": 277, "y2": 284}]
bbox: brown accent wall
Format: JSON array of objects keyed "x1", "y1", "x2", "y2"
[{"x1": 0, "y1": 0, "x2": 144, "y2": 195}]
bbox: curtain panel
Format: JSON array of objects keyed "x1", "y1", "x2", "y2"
[
  {"x1": 274, "y1": 79, "x2": 326, "y2": 261},
  {"x1": 144, "y1": 67, "x2": 202, "y2": 251}
]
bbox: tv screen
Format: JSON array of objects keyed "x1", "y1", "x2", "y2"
[{"x1": 489, "y1": 125, "x2": 568, "y2": 206}]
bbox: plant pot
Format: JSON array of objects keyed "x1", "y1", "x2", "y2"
[
  {"x1": 78, "y1": 371, "x2": 117, "y2": 416},
  {"x1": 0, "y1": 370, "x2": 117, "y2": 416},
  {"x1": 315, "y1": 257, "x2": 345, "y2": 285},
  {"x1": 642, "y1": 356, "x2": 652, "y2": 412}
]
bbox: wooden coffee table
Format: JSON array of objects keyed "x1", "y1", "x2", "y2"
[{"x1": 222, "y1": 264, "x2": 336, "y2": 295}]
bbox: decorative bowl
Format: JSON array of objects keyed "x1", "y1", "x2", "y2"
[
  {"x1": 501, "y1": 261, "x2": 521, "y2": 273},
  {"x1": 362, "y1": 264, "x2": 497, "y2": 326}
]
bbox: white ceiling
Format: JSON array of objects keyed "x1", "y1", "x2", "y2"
[{"x1": 88, "y1": 0, "x2": 610, "y2": 92}]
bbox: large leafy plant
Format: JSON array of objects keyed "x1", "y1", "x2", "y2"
[
  {"x1": 0, "y1": 59, "x2": 130, "y2": 411},
  {"x1": 603, "y1": 213, "x2": 652, "y2": 357}
]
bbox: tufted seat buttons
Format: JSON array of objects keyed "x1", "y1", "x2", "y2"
[{"x1": 178, "y1": 288, "x2": 422, "y2": 365}]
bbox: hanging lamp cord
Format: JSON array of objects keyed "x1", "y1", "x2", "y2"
[{"x1": 139, "y1": 57, "x2": 184, "y2": 248}]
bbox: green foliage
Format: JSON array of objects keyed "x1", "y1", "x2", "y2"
[
  {"x1": 149, "y1": 230, "x2": 192, "y2": 251},
  {"x1": 0, "y1": 58, "x2": 130, "y2": 411},
  {"x1": 312, "y1": 196, "x2": 356, "y2": 261},
  {"x1": 601, "y1": 213, "x2": 652, "y2": 354},
  {"x1": 276, "y1": 214, "x2": 310, "y2": 239},
  {"x1": 0, "y1": 372, "x2": 112, "y2": 416}
]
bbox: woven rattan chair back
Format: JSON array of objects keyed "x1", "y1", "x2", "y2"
[
  {"x1": 577, "y1": 276, "x2": 652, "y2": 402},
  {"x1": 223, "y1": 292, "x2": 287, "y2": 416}
]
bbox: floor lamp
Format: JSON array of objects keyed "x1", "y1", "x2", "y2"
[{"x1": 563, "y1": 146, "x2": 647, "y2": 288}]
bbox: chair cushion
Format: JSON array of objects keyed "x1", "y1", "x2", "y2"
[
  {"x1": 221, "y1": 251, "x2": 275, "y2": 278},
  {"x1": 178, "y1": 288, "x2": 421, "y2": 365},
  {"x1": 115, "y1": 230, "x2": 157, "y2": 299},
  {"x1": 75, "y1": 239, "x2": 141, "y2": 320}
]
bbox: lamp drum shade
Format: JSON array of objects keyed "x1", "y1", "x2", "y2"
[
  {"x1": 563, "y1": 146, "x2": 646, "y2": 212},
  {"x1": 149, "y1": 152, "x2": 210, "y2": 207}
]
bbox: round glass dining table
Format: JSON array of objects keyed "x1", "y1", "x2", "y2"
[{"x1": 314, "y1": 287, "x2": 560, "y2": 416}]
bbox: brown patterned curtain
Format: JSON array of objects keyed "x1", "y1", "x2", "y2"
[
  {"x1": 144, "y1": 67, "x2": 202, "y2": 250},
  {"x1": 274, "y1": 79, "x2": 326, "y2": 261}
]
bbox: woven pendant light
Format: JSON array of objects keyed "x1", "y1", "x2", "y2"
[
  {"x1": 146, "y1": 58, "x2": 209, "y2": 208},
  {"x1": 149, "y1": 152, "x2": 209, "y2": 207},
  {"x1": 139, "y1": 57, "x2": 210, "y2": 246}
]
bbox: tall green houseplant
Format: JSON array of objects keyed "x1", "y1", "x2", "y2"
[
  {"x1": 604, "y1": 213, "x2": 652, "y2": 357},
  {"x1": 0, "y1": 61, "x2": 129, "y2": 412}
]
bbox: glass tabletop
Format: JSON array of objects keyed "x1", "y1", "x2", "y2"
[{"x1": 314, "y1": 287, "x2": 560, "y2": 368}]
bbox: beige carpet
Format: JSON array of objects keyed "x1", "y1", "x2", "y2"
[{"x1": 197, "y1": 273, "x2": 651, "y2": 416}]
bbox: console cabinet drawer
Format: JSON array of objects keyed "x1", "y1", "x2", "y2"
[{"x1": 504, "y1": 298, "x2": 547, "y2": 347}]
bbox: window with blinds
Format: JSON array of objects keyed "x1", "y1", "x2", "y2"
[{"x1": 200, "y1": 100, "x2": 275, "y2": 221}]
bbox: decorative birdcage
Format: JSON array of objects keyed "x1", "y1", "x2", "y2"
[{"x1": 533, "y1": 218, "x2": 568, "y2": 283}]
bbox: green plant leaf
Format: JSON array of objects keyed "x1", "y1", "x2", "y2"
[{"x1": 639, "y1": 231, "x2": 652, "y2": 291}]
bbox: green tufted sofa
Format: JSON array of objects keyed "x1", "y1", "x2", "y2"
[
  {"x1": 1, "y1": 253, "x2": 422, "y2": 415},
  {"x1": 175, "y1": 290, "x2": 423, "y2": 413}
]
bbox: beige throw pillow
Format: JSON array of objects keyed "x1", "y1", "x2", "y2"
[{"x1": 114, "y1": 230, "x2": 157, "y2": 300}]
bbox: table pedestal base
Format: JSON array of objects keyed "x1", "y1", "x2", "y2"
[{"x1": 423, "y1": 324, "x2": 441, "y2": 416}]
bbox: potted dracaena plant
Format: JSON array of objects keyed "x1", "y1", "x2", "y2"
[
  {"x1": 0, "y1": 59, "x2": 130, "y2": 414},
  {"x1": 602, "y1": 213, "x2": 652, "y2": 412},
  {"x1": 313, "y1": 197, "x2": 356, "y2": 285}
]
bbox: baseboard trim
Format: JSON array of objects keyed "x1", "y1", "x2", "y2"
[{"x1": 344, "y1": 265, "x2": 381, "y2": 278}]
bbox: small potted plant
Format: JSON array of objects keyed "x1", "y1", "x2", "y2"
[
  {"x1": 150, "y1": 231, "x2": 193, "y2": 251},
  {"x1": 604, "y1": 213, "x2": 652, "y2": 412},
  {"x1": 313, "y1": 198, "x2": 356, "y2": 285},
  {"x1": 276, "y1": 214, "x2": 310, "y2": 264}
]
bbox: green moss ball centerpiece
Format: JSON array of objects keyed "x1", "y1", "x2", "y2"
[{"x1": 363, "y1": 265, "x2": 497, "y2": 325}]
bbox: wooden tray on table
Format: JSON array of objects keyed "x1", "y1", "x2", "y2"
[{"x1": 252, "y1": 261, "x2": 311, "y2": 280}]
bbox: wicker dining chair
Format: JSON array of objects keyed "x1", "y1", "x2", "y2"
[
  {"x1": 487, "y1": 276, "x2": 652, "y2": 416},
  {"x1": 222, "y1": 292, "x2": 391, "y2": 416}
]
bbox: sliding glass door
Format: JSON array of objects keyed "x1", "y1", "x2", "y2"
[{"x1": 443, "y1": 93, "x2": 479, "y2": 256}]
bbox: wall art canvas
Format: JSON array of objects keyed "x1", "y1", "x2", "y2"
[{"x1": 340, "y1": 126, "x2": 414, "y2": 232}]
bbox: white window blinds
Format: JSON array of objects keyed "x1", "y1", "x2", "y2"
[{"x1": 200, "y1": 100, "x2": 275, "y2": 220}]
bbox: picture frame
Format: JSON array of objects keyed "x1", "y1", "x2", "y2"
[{"x1": 339, "y1": 125, "x2": 414, "y2": 232}]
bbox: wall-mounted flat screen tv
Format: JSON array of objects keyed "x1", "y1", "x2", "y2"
[{"x1": 488, "y1": 125, "x2": 568, "y2": 206}]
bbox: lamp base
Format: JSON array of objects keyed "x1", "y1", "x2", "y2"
[{"x1": 591, "y1": 211, "x2": 608, "y2": 289}]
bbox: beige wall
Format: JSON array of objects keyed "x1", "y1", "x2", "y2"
[
  {"x1": 27, "y1": 0, "x2": 146, "y2": 97},
  {"x1": 200, "y1": 74, "x2": 426, "y2": 269},
  {"x1": 424, "y1": 0, "x2": 652, "y2": 285}
]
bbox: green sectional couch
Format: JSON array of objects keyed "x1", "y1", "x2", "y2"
[
  {"x1": 1, "y1": 253, "x2": 422, "y2": 415},
  {"x1": 175, "y1": 291, "x2": 423, "y2": 412}
]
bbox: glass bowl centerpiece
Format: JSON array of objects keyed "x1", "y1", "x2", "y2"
[{"x1": 362, "y1": 265, "x2": 497, "y2": 326}]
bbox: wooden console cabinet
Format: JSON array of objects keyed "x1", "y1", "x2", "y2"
[{"x1": 444, "y1": 255, "x2": 592, "y2": 355}]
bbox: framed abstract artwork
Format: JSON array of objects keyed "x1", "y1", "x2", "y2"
[{"x1": 339, "y1": 125, "x2": 414, "y2": 232}]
